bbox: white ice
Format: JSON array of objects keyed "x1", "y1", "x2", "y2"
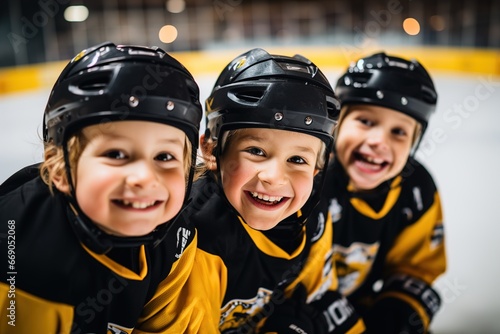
[{"x1": 1, "y1": 70, "x2": 499, "y2": 333}]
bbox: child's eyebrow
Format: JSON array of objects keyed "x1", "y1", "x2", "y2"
[
  {"x1": 237, "y1": 134, "x2": 266, "y2": 143},
  {"x1": 157, "y1": 137, "x2": 185, "y2": 146},
  {"x1": 90, "y1": 132, "x2": 184, "y2": 146},
  {"x1": 292, "y1": 145, "x2": 318, "y2": 155},
  {"x1": 239, "y1": 134, "x2": 317, "y2": 154}
]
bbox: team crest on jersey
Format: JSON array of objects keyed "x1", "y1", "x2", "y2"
[
  {"x1": 175, "y1": 227, "x2": 191, "y2": 259},
  {"x1": 219, "y1": 287, "x2": 273, "y2": 331},
  {"x1": 333, "y1": 242, "x2": 379, "y2": 295},
  {"x1": 107, "y1": 323, "x2": 132, "y2": 334}
]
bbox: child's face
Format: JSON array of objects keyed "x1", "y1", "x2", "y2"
[
  {"x1": 74, "y1": 121, "x2": 187, "y2": 237},
  {"x1": 219, "y1": 128, "x2": 322, "y2": 230},
  {"x1": 335, "y1": 105, "x2": 417, "y2": 191}
]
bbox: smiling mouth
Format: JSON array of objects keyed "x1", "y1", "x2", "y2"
[
  {"x1": 249, "y1": 191, "x2": 284, "y2": 205},
  {"x1": 112, "y1": 199, "x2": 161, "y2": 209},
  {"x1": 354, "y1": 152, "x2": 389, "y2": 169}
]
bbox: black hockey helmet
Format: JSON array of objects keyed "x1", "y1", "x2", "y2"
[
  {"x1": 43, "y1": 41, "x2": 202, "y2": 253},
  {"x1": 335, "y1": 52, "x2": 437, "y2": 138},
  {"x1": 205, "y1": 48, "x2": 340, "y2": 229},
  {"x1": 205, "y1": 48, "x2": 340, "y2": 153},
  {"x1": 44, "y1": 41, "x2": 201, "y2": 150}
]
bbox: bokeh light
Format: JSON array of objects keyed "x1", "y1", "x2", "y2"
[
  {"x1": 159, "y1": 25, "x2": 178, "y2": 43},
  {"x1": 64, "y1": 6, "x2": 89, "y2": 22},
  {"x1": 429, "y1": 15, "x2": 446, "y2": 31},
  {"x1": 403, "y1": 17, "x2": 421, "y2": 35}
]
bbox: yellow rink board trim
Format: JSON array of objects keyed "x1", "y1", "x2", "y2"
[{"x1": 0, "y1": 46, "x2": 498, "y2": 95}]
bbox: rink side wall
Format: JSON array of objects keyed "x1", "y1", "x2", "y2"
[{"x1": 0, "y1": 46, "x2": 499, "y2": 95}]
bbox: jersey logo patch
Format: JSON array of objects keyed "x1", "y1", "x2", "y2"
[
  {"x1": 219, "y1": 287, "x2": 273, "y2": 331},
  {"x1": 431, "y1": 223, "x2": 444, "y2": 249},
  {"x1": 175, "y1": 227, "x2": 191, "y2": 259},
  {"x1": 107, "y1": 322, "x2": 132, "y2": 334},
  {"x1": 333, "y1": 242, "x2": 380, "y2": 295},
  {"x1": 412, "y1": 186, "x2": 423, "y2": 211},
  {"x1": 329, "y1": 198, "x2": 342, "y2": 223}
]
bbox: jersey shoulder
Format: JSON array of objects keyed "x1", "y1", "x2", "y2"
[
  {"x1": 183, "y1": 174, "x2": 242, "y2": 252},
  {"x1": 402, "y1": 158, "x2": 439, "y2": 194},
  {"x1": 399, "y1": 158, "x2": 441, "y2": 222}
]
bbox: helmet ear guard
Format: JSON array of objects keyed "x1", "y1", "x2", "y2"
[{"x1": 44, "y1": 41, "x2": 202, "y2": 253}]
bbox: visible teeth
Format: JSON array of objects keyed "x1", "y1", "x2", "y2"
[
  {"x1": 251, "y1": 192, "x2": 283, "y2": 202},
  {"x1": 122, "y1": 200, "x2": 156, "y2": 209},
  {"x1": 364, "y1": 155, "x2": 384, "y2": 164}
]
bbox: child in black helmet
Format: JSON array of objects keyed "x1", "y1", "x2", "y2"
[
  {"x1": 181, "y1": 48, "x2": 365, "y2": 333},
  {"x1": 310, "y1": 52, "x2": 446, "y2": 333},
  {"x1": 0, "y1": 42, "x2": 204, "y2": 333}
]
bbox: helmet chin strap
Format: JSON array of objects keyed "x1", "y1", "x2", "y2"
[{"x1": 64, "y1": 195, "x2": 185, "y2": 255}]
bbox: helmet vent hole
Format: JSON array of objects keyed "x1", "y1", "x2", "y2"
[
  {"x1": 231, "y1": 87, "x2": 267, "y2": 103},
  {"x1": 79, "y1": 78, "x2": 109, "y2": 90},
  {"x1": 69, "y1": 71, "x2": 113, "y2": 95},
  {"x1": 350, "y1": 72, "x2": 372, "y2": 87},
  {"x1": 326, "y1": 99, "x2": 340, "y2": 118},
  {"x1": 421, "y1": 85, "x2": 438, "y2": 103}
]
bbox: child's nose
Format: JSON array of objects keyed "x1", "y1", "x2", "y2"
[
  {"x1": 366, "y1": 128, "x2": 389, "y2": 149},
  {"x1": 125, "y1": 161, "x2": 157, "y2": 188},
  {"x1": 257, "y1": 160, "x2": 286, "y2": 185}
]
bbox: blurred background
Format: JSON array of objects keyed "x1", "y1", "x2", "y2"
[{"x1": 1, "y1": 0, "x2": 500, "y2": 333}]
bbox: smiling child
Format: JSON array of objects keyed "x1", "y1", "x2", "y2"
[
  {"x1": 0, "y1": 42, "x2": 203, "y2": 333},
  {"x1": 312, "y1": 52, "x2": 446, "y2": 334},
  {"x1": 182, "y1": 48, "x2": 365, "y2": 333}
]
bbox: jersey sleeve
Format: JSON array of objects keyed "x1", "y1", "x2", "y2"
[
  {"x1": 380, "y1": 166, "x2": 446, "y2": 331},
  {"x1": 179, "y1": 247, "x2": 227, "y2": 333},
  {"x1": 385, "y1": 191, "x2": 446, "y2": 283},
  {"x1": 134, "y1": 231, "x2": 208, "y2": 333}
]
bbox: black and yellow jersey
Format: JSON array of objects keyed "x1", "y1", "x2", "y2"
[
  {"x1": 181, "y1": 172, "x2": 365, "y2": 333},
  {"x1": 0, "y1": 165, "x2": 202, "y2": 333},
  {"x1": 311, "y1": 157, "x2": 446, "y2": 330}
]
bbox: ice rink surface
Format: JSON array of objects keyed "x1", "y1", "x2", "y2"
[{"x1": 1, "y1": 70, "x2": 500, "y2": 333}]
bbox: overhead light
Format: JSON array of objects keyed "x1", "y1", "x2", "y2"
[
  {"x1": 64, "y1": 5, "x2": 89, "y2": 22},
  {"x1": 159, "y1": 25, "x2": 178, "y2": 43},
  {"x1": 403, "y1": 18, "x2": 420, "y2": 36}
]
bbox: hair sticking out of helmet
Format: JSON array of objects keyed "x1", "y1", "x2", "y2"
[{"x1": 335, "y1": 52, "x2": 437, "y2": 144}]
